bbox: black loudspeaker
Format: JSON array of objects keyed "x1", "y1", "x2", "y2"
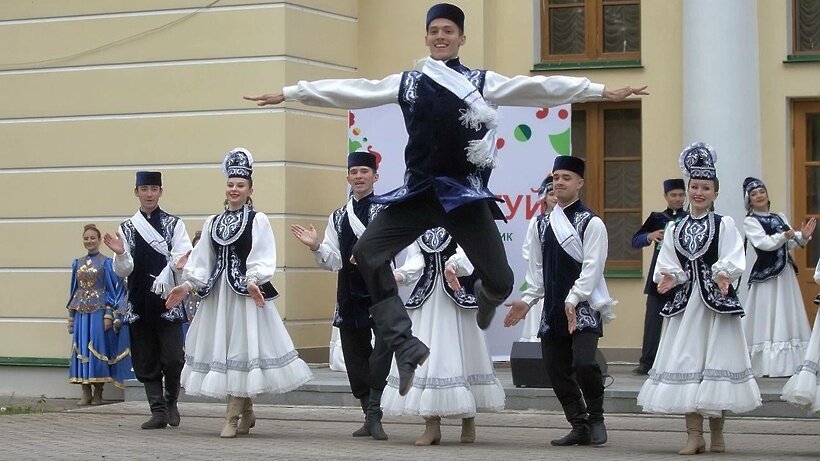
[{"x1": 509, "y1": 341, "x2": 609, "y2": 388}]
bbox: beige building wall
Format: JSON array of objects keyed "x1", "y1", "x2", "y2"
[
  {"x1": 0, "y1": 1, "x2": 360, "y2": 363},
  {"x1": 3, "y1": 0, "x2": 808, "y2": 366}
]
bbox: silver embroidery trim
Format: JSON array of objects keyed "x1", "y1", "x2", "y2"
[
  {"x1": 386, "y1": 373, "x2": 499, "y2": 390},
  {"x1": 795, "y1": 360, "x2": 819, "y2": 377},
  {"x1": 648, "y1": 368, "x2": 755, "y2": 385},
  {"x1": 674, "y1": 213, "x2": 716, "y2": 261},
  {"x1": 418, "y1": 228, "x2": 452, "y2": 253},
  {"x1": 211, "y1": 205, "x2": 249, "y2": 246},
  {"x1": 184, "y1": 350, "x2": 299, "y2": 373}
]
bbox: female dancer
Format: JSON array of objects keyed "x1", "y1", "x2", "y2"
[
  {"x1": 166, "y1": 148, "x2": 313, "y2": 438},
  {"x1": 741, "y1": 176, "x2": 814, "y2": 376},
  {"x1": 381, "y1": 227, "x2": 504, "y2": 445},
  {"x1": 67, "y1": 224, "x2": 131, "y2": 404},
  {"x1": 637, "y1": 143, "x2": 761, "y2": 455}
]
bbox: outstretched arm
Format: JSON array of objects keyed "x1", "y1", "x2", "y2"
[{"x1": 245, "y1": 74, "x2": 402, "y2": 109}]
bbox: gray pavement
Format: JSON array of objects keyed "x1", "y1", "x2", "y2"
[{"x1": 1, "y1": 402, "x2": 817, "y2": 461}]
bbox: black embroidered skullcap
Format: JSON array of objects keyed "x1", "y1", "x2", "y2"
[
  {"x1": 679, "y1": 142, "x2": 717, "y2": 180},
  {"x1": 347, "y1": 151, "x2": 379, "y2": 171}
]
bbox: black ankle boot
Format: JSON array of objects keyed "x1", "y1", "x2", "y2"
[
  {"x1": 164, "y1": 381, "x2": 181, "y2": 427},
  {"x1": 551, "y1": 398, "x2": 590, "y2": 446}
]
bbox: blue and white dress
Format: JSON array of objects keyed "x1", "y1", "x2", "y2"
[
  {"x1": 67, "y1": 252, "x2": 134, "y2": 388},
  {"x1": 637, "y1": 213, "x2": 762, "y2": 416},
  {"x1": 741, "y1": 212, "x2": 811, "y2": 377},
  {"x1": 381, "y1": 228, "x2": 505, "y2": 417},
  {"x1": 181, "y1": 206, "x2": 313, "y2": 398}
]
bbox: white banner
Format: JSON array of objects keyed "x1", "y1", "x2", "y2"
[{"x1": 348, "y1": 104, "x2": 571, "y2": 359}]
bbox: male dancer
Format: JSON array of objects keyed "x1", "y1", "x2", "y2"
[
  {"x1": 505, "y1": 156, "x2": 614, "y2": 447},
  {"x1": 246, "y1": 3, "x2": 646, "y2": 396},
  {"x1": 630, "y1": 179, "x2": 686, "y2": 375},
  {"x1": 291, "y1": 152, "x2": 391, "y2": 440},
  {"x1": 103, "y1": 172, "x2": 192, "y2": 429}
]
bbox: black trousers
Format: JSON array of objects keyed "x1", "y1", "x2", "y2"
[
  {"x1": 638, "y1": 292, "x2": 665, "y2": 369},
  {"x1": 353, "y1": 191, "x2": 513, "y2": 348},
  {"x1": 339, "y1": 326, "x2": 392, "y2": 400},
  {"x1": 541, "y1": 332, "x2": 604, "y2": 407},
  {"x1": 129, "y1": 319, "x2": 184, "y2": 400}
]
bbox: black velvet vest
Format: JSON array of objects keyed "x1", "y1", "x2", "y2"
[
  {"x1": 747, "y1": 213, "x2": 796, "y2": 285},
  {"x1": 120, "y1": 209, "x2": 183, "y2": 323},
  {"x1": 197, "y1": 206, "x2": 278, "y2": 300},
  {"x1": 539, "y1": 201, "x2": 603, "y2": 339},
  {"x1": 405, "y1": 227, "x2": 477, "y2": 310},
  {"x1": 662, "y1": 213, "x2": 743, "y2": 317},
  {"x1": 330, "y1": 197, "x2": 384, "y2": 329},
  {"x1": 397, "y1": 59, "x2": 488, "y2": 183}
]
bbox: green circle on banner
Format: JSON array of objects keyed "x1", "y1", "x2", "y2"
[{"x1": 513, "y1": 124, "x2": 532, "y2": 142}]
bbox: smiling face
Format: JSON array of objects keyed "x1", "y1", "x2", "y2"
[
  {"x1": 225, "y1": 178, "x2": 252, "y2": 210},
  {"x1": 425, "y1": 18, "x2": 465, "y2": 61},
  {"x1": 83, "y1": 228, "x2": 101, "y2": 253},
  {"x1": 749, "y1": 187, "x2": 769, "y2": 212},
  {"x1": 688, "y1": 179, "x2": 718, "y2": 215},
  {"x1": 347, "y1": 166, "x2": 378, "y2": 199},
  {"x1": 552, "y1": 170, "x2": 584, "y2": 206}
]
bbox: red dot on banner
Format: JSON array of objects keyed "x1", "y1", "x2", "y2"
[
  {"x1": 536, "y1": 108, "x2": 549, "y2": 119},
  {"x1": 349, "y1": 112, "x2": 355, "y2": 127},
  {"x1": 496, "y1": 138, "x2": 506, "y2": 149},
  {"x1": 558, "y1": 109, "x2": 569, "y2": 120}
]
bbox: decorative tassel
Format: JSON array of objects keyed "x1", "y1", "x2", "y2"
[
  {"x1": 458, "y1": 104, "x2": 498, "y2": 131},
  {"x1": 465, "y1": 127, "x2": 500, "y2": 169}
]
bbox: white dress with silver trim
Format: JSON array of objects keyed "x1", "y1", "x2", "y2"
[
  {"x1": 637, "y1": 214, "x2": 762, "y2": 416},
  {"x1": 380, "y1": 237, "x2": 505, "y2": 417},
  {"x1": 741, "y1": 212, "x2": 811, "y2": 377},
  {"x1": 180, "y1": 211, "x2": 312, "y2": 398},
  {"x1": 781, "y1": 259, "x2": 820, "y2": 412}
]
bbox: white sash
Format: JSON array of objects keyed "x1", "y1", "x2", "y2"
[
  {"x1": 345, "y1": 198, "x2": 367, "y2": 239},
  {"x1": 550, "y1": 205, "x2": 617, "y2": 323},
  {"x1": 129, "y1": 211, "x2": 175, "y2": 298},
  {"x1": 417, "y1": 56, "x2": 499, "y2": 169}
]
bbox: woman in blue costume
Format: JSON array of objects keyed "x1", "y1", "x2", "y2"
[{"x1": 67, "y1": 224, "x2": 133, "y2": 404}]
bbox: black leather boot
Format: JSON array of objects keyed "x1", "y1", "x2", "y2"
[
  {"x1": 164, "y1": 378, "x2": 181, "y2": 427},
  {"x1": 364, "y1": 388, "x2": 388, "y2": 440},
  {"x1": 586, "y1": 394, "x2": 607, "y2": 446},
  {"x1": 474, "y1": 280, "x2": 503, "y2": 330},
  {"x1": 550, "y1": 398, "x2": 590, "y2": 446},
  {"x1": 141, "y1": 381, "x2": 168, "y2": 429},
  {"x1": 351, "y1": 396, "x2": 370, "y2": 437},
  {"x1": 369, "y1": 297, "x2": 429, "y2": 396}
]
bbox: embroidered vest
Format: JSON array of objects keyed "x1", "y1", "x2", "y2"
[
  {"x1": 539, "y1": 201, "x2": 602, "y2": 338},
  {"x1": 748, "y1": 213, "x2": 797, "y2": 285},
  {"x1": 120, "y1": 209, "x2": 181, "y2": 322},
  {"x1": 405, "y1": 227, "x2": 478, "y2": 310},
  {"x1": 397, "y1": 61, "x2": 488, "y2": 182},
  {"x1": 330, "y1": 199, "x2": 384, "y2": 329},
  {"x1": 197, "y1": 206, "x2": 278, "y2": 300},
  {"x1": 662, "y1": 213, "x2": 744, "y2": 317}
]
